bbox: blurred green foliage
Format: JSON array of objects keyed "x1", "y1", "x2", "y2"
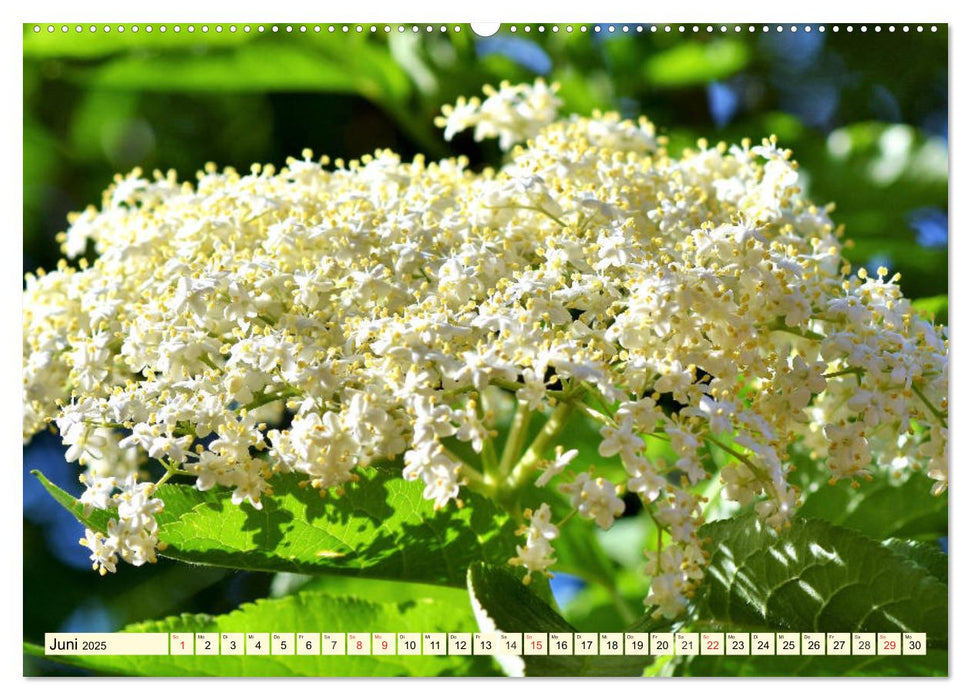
[{"x1": 23, "y1": 24, "x2": 947, "y2": 674}]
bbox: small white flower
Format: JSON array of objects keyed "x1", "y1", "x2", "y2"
[
  {"x1": 535, "y1": 446, "x2": 579, "y2": 488},
  {"x1": 79, "y1": 528, "x2": 118, "y2": 576},
  {"x1": 561, "y1": 473, "x2": 625, "y2": 530},
  {"x1": 508, "y1": 503, "x2": 559, "y2": 583}
]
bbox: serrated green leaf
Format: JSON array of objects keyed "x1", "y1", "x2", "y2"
[
  {"x1": 467, "y1": 563, "x2": 659, "y2": 676},
  {"x1": 28, "y1": 590, "x2": 495, "y2": 677},
  {"x1": 34, "y1": 468, "x2": 518, "y2": 587},
  {"x1": 275, "y1": 573, "x2": 473, "y2": 606},
  {"x1": 692, "y1": 514, "x2": 947, "y2": 645},
  {"x1": 881, "y1": 539, "x2": 947, "y2": 585},
  {"x1": 32, "y1": 470, "x2": 112, "y2": 531},
  {"x1": 794, "y1": 460, "x2": 947, "y2": 541}
]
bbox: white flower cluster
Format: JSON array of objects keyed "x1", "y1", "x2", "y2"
[
  {"x1": 508, "y1": 503, "x2": 559, "y2": 584},
  {"x1": 23, "y1": 80, "x2": 947, "y2": 618},
  {"x1": 435, "y1": 79, "x2": 562, "y2": 151},
  {"x1": 78, "y1": 474, "x2": 164, "y2": 574}
]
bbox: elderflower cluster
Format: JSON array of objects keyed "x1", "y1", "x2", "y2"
[
  {"x1": 23, "y1": 80, "x2": 947, "y2": 618},
  {"x1": 435, "y1": 79, "x2": 562, "y2": 151},
  {"x1": 508, "y1": 503, "x2": 559, "y2": 583},
  {"x1": 78, "y1": 474, "x2": 164, "y2": 574}
]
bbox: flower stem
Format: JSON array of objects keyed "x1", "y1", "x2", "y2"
[
  {"x1": 555, "y1": 508, "x2": 578, "y2": 529},
  {"x1": 571, "y1": 400, "x2": 615, "y2": 426},
  {"x1": 766, "y1": 319, "x2": 826, "y2": 341},
  {"x1": 823, "y1": 367, "x2": 864, "y2": 380},
  {"x1": 461, "y1": 466, "x2": 494, "y2": 498},
  {"x1": 498, "y1": 400, "x2": 531, "y2": 479},
  {"x1": 242, "y1": 386, "x2": 300, "y2": 411},
  {"x1": 912, "y1": 383, "x2": 948, "y2": 428},
  {"x1": 704, "y1": 434, "x2": 772, "y2": 486},
  {"x1": 507, "y1": 401, "x2": 575, "y2": 492}
]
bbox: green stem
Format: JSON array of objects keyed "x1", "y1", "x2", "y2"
[
  {"x1": 498, "y1": 400, "x2": 531, "y2": 479},
  {"x1": 571, "y1": 400, "x2": 615, "y2": 426},
  {"x1": 823, "y1": 367, "x2": 864, "y2": 380},
  {"x1": 460, "y1": 464, "x2": 497, "y2": 500},
  {"x1": 507, "y1": 402, "x2": 575, "y2": 492},
  {"x1": 440, "y1": 385, "x2": 475, "y2": 400},
  {"x1": 445, "y1": 448, "x2": 495, "y2": 500},
  {"x1": 481, "y1": 434, "x2": 500, "y2": 476},
  {"x1": 555, "y1": 509, "x2": 578, "y2": 529},
  {"x1": 242, "y1": 387, "x2": 300, "y2": 411},
  {"x1": 912, "y1": 383, "x2": 948, "y2": 428},
  {"x1": 766, "y1": 319, "x2": 826, "y2": 341},
  {"x1": 478, "y1": 391, "x2": 500, "y2": 475},
  {"x1": 648, "y1": 509, "x2": 666, "y2": 576},
  {"x1": 155, "y1": 461, "x2": 192, "y2": 488},
  {"x1": 704, "y1": 434, "x2": 772, "y2": 486},
  {"x1": 584, "y1": 389, "x2": 616, "y2": 417},
  {"x1": 492, "y1": 377, "x2": 525, "y2": 393}
]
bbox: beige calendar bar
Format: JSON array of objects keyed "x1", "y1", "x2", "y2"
[
  {"x1": 497, "y1": 632, "x2": 522, "y2": 655},
  {"x1": 624, "y1": 633, "x2": 650, "y2": 656},
  {"x1": 903, "y1": 632, "x2": 927, "y2": 655},
  {"x1": 549, "y1": 632, "x2": 573, "y2": 655},
  {"x1": 398, "y1": 633, "x2": 422, "y2": 655},
  {"x1": 574, "y1": 632, "x2": 598, "y2": 655},
  {"x1": 751, "y1": 633, "x2": 774, "y2": 655},
  {"x1": 524, "y1": 632, "x2": 548, "y2": 655},
  {"x1": 599, "y1": 632, "x2": 623, "y2": 656},
  {"x1": 421, "y1": 633, "x2": 445, "y2": 655},
  {"x1": 650, "y1": 632, "x2": 674, "y2": 655},
  {"x1": 776, "y1": 632, "x2": 800, "y2": 655},
  {"x1": 448, "y1": 632, "x2": 471, "y2": 655},
  {"x1": 701, "y1": 632, "x2": 724, "y2": 655},
  {"x1": 852, "y1": 632, "x2": 876, "y2": 655},
  {"x1": 802, "y1": 632, "x2": 825, "y2": 656},
  {"x1": 196, "y1": 633, "x2": 218, "y2": 655},
  {"x1": 878, "y1": 632, "x2": 902, "y2": 655},
  {"x1": 372, "y1": 633, "x2": 395, "y2": 655},
  {"x1": 42, "y1": 631, "x2": 928, "y2": 656},
  {"x1": 45, "y1": 633, "x2": 169, "y2": 655},
  {"x1": 726, "y1": 632, "x2": 749, "y2": 655},
  {"x1": 827, "y1": 633, "x2": 850, "y2": 656}
]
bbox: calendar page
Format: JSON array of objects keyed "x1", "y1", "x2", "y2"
[{"x1": 22, "y1": 17, "x2": 949, "y2": 679}]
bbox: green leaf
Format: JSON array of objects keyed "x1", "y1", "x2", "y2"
[
  {"x1": 881, "y1": 539, "x2": 947, "y2": 585},
  {"x1": 272, "y1": 572, "x2": 473, "y2": 606},
  {"x1": 912, "y1": 295, "x2": 948, "y2": 325},
  {"x1": 23, "y1": 24, "x2": 255, "y2": 59},
  {"x1": 467, "y1": 563, "x2": 661, "y2": 676},
  {"x1": 643, "y1": 39, "x2": 749, "y2": 87},
  {"x1": 28, "y1": 589, "x2": 495, "y2": 677},
  {"x1": 793, "y1": 458, "x2": 947, "y2": 541},
  {"x1": 32, "y1": 470, "x2": 112, "y2": 531},
  {"x1": 692, "y1": 514, "x2": 947, "y2": 645},
  {"x1": 81, "y1": 43, "x2": 362, "y2": 93},
  {"x1": 33, "y1": 467, "x2": 519, "y2": 587}
]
